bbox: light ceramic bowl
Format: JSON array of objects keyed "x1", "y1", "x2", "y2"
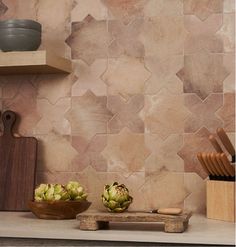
[
  {"x1": 28, "y1": 200, "x2": 92, "y2": 220},
  {"x1": 0, "y1": 28, "x2": 41, "y2": 51},
  {"x1": 0, "y1": 19, "x2": 41, "y2": 32}
]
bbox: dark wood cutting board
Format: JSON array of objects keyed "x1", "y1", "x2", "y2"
[{"x1": 0, "y1": 111, "x2": 37, "y2": 211}]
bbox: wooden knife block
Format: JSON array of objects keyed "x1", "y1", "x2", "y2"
[{"x1": 207, "y1": 180, "x2": 235, "y2": 222}]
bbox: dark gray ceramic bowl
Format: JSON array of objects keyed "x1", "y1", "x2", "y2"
[
  {"x1": 0, "y1": 27, "x2": 41, "y2": 51},
  {"x1": 0, "y1": 19, "x2": 41, "y2": 32},
  {"x1": 0, "y1": 27, "x2": 41, "y2": 36}
]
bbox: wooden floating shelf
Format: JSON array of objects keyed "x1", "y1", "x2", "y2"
[
  {"x1": 77, "y1": 211, "x2": 192, "y2": 233},
  {"x1": 0, "y1": 50, "x2": 72, "y2": 75}
]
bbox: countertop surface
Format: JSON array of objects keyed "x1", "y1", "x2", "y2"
[{"x1": 0, "y1": 212, "x2": 235, "y2": 245}]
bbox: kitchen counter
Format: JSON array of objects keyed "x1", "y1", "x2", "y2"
[{"x1": 0, "y1": 212, "x2": 235, "y2": 246}]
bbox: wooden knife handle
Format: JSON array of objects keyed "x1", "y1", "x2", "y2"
[
  {"x1": 220, "y1": 153, "x2": 235, "y2": 177},
  {"x1": 202, "y1": 153, "x2": 216, "y2": 175},
  {"x1": 2, "y1": 111, "x2": 16, "y2": 137},
  {"x1": 210, "y1": 153, "x2": 228, "y2": 177},
  {"x1": 209, "y1": 135, "x2": 223, "y2": 153},
  {"x1": 216, "y1": 153, "x2": 230, "y2": 177},
  {"x1": 207, "y1": 153, "x2": 221, "y2": 176},
  {"x1": 197, "y1": 153, "x2": 210, "y2": 175},
  {"x1": 157, "y1": 208, "x2": 182, "y2": 215},
  {"x1": 217, "y1": 128, "x2": 235, "y2": 157}
]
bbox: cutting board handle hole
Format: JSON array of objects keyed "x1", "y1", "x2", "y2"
[
  {"x1": 6, "y1": 114, "x2": 11, "y2": 120},
  {"x1": 2, "y1": 111, "x2": 16, "y2": 136}
]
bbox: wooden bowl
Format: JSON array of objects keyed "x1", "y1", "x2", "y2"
[{"x1": 28, "y1": 200, "x2": 91, "y2": 220}]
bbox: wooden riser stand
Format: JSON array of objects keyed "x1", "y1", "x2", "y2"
[{"x1": 77, "y1": 211, "x2": 192, "y2": 233}]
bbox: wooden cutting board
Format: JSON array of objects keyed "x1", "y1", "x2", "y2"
[{"x1": 0, "y1": 111, "x2": 37, "y2": 211}]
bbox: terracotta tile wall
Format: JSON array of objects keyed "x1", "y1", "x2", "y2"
[{"x1": 0, "y1": 0, "x2": 235, "y2": 212}]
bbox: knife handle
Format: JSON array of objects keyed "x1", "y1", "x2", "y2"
[
  {"x1": 202, "y1": 153, "x2": 216, "y2": 175},
  {"x1": 216, "y1": 153, "x2": 231, "y2": 177},
  {"x1": 157, "y1": 208, "x2": 182, "y2": 215},
  {"x1": 217, "y1": 128, "x2": 235, "y2": 157},
  {"x1": 207, "y1": 153, "x2": 221, "y2": 176},
  {"x1": 220, "y1": 153, "x2": 235, "y2": 177},
  {"x1": 209, "y1": 135, "x2": 223, "y2": 153},
  {"x1": 210, "y1": 153, "x2": 228, "y2": 177},
  {"x1": 197, "y1": 153, "x2": 210, "y2": 175}
]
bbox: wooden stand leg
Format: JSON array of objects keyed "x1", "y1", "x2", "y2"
[
  {"x1": 80, "y1": 219, "x2": 100, "y2": 230},
  {"x1": 164, "y1": 220, "x2": 187, "y2": 233},
  {"x1": 183, "y1": 220, "x2": 189, "y2": 230}
]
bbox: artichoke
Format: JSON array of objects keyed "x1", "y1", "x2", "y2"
[
  {"x1": 34, "y1": 183, "x2": 49, "y2": 201},
  {"x1": 65, "y1": 181, "x2": 88, "y2": 201},
  {"x1": 34, "y1": 183, "x2": 70, "y2": 202},
  {"x1": 101, "y1": 182, "x2": 133, "y2": 213}
]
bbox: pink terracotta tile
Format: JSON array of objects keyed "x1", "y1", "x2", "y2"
[
  {"x1": 71, "y1": 0, "x2": 108, "y2": 22},
  {"x1": 36, "y1": 133, "x2": 78, "y2": 172},
  {"x1": 139, "y1": 16, "x2": 187, "y2": 58},
  {"x1": 217, "y1": 13, "x2": 235, "y2": 52},
  {"x1": 223, "y1": 53, "x2": 235, "y2": 93},
  {"x1": 1, "y1": 75, "x2": 36, "y2": 99},
  {"x1": 2, "y1": 81, "x2": 41, "y2": 136},
  {"x1": 184, "y1": 173, "x2": 206, "y2": 213},
  {"x1": 140, "y1": 170, "x2": 188, "y2": 210},
  {"x1": 36, "y1": 171, "x2": 81, "y2": 185},
  {"x1": 35, "y1": 74, "x2": 75, "y2": 104},
  {"x1": 183, "y1": 0, "x2": 223, "y2": 21},
  {"x1": 107, "y1": 94, "x2": 144, "y2": 133},
  {"x1": 184, "y1": 93, "x2": 223, "y2": 133},
  {"x1": 102, "y1": 0, "x2": 147, "y2": 24},
  {"x1": 70, "y1": 135, "x2": 107, "y2": 172},
  {"x1": 178, "y1": 127, "x2": 214, "y2": 178},
  {"x1": 143, "y1": 0, "x2": 183, "y2": 17},
  {"x1": 144, "y1": 89, "x2": 190, "y2": 140},
  {"x1": 102, "y1": 128, "x2": 150, "y2": 173},
  {"x1": 72, "y1": 59, "x2": 107, "y2": 97},
  {"x1": 0, "y1": 0, "x2": 7, "y2": 17},
  {"x1": 66, "y1": 15, "x2": 111, "y2": 64},
  {"x1": 108, "y1": 19, "x2": 144, "y2": 58},
  {"x1": 216, "y1": 93, "x2": 235, "y2": 132},
  {"x1": 184, "y1": 14, "x2": 223, "y2": 54},
  {"x1": 145, "y1": 55, "x2": 183, "y2": 95},
  {"x1": 224, "y1": 0, "x2": 235, "y2": 13},
  {"x1": 0, "y1": 0, "x2": 37, "y2": 20},
  {"x1": 34, "y1": 98, "x2": 71, "y2": 135},
  {"x1": 145, "y1": 134, "x2": 184, "y2": 172},
  {"x1": 65, "y1": 91, "x2": 113, "y2": 140},
  {"x1": 177, "y1": 50, "x2": 229, "y2": 100},
  {"x1": 102, "y1": 55, "x2": 150, "y2": 100},
  {"x1": 36, "y1": 0, "x2": 73, "y2": 57}
]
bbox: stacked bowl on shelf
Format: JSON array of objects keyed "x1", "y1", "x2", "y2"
[{"x1": 0, "y1": 19, "x2": 41, "y2": 52}]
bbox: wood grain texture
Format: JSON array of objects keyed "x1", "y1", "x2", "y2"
[
  {"x1": 216, "y1": 128, "x2": 235, "y2": 157},
  {"x1": 28, "y1": 200, "x2": 91, "y2": 219},
  {"x1": 207, "y1": 180, "x2": 235, "y2": 222},
  {"x1": 77, "y1": 211, "x2": 192, "y2": 233},
  {"x1": 0, "y1": 50, "x2": 71, "y2": 74},
  {"x1": 0, "y1": 111, "x2": 37, "y2": 211}
]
